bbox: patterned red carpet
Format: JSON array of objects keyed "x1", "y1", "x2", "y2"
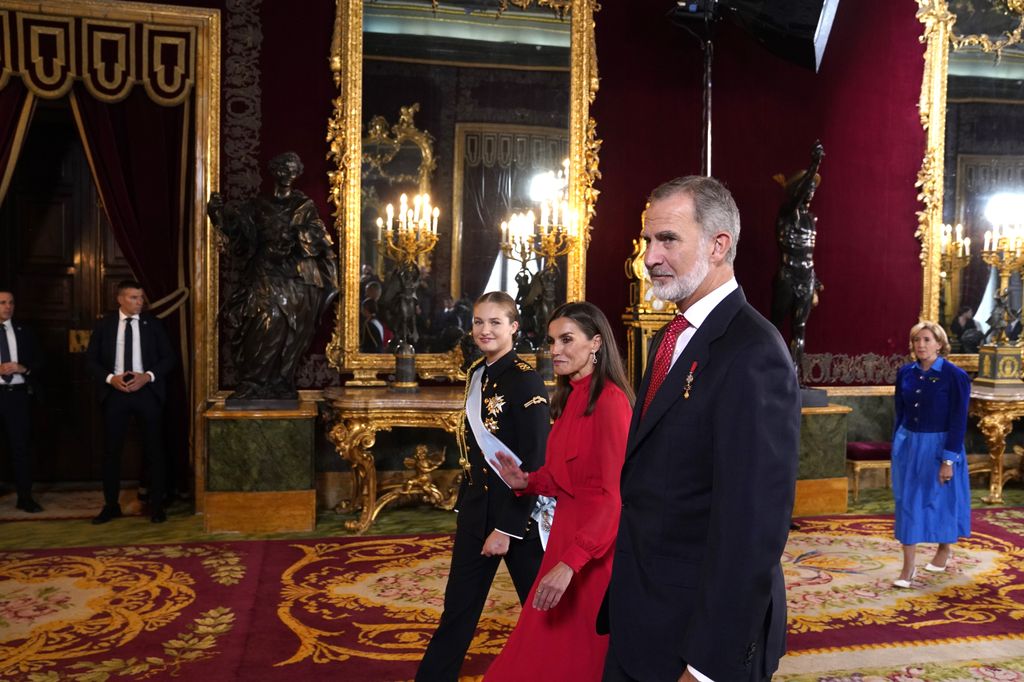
[{"x1": 1, "y1": 509, "x2": 1023, "y2": 681}]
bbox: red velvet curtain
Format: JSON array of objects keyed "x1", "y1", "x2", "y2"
[
  {"x1": 70, "y1": 84, "x2": 192, "y2": 494},
  {"x1": 0, "y1": 80, "x2": 36, "y2": 205}
]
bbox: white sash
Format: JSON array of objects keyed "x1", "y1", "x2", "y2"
[{"x1": 466, "y1": 364, "x2": 555, "y2": 549}]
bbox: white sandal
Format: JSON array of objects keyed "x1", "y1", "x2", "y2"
[{"x1": 893, "y1": 567, "x2": 917, "y2": 588}]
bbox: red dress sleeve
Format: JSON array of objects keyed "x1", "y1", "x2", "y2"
[
  {"x1": 522, "y1": 466, "x2": 560, "y2": 497},
  {"x1": 559, "y1": 386, "x2": 632, "y2": 572}
]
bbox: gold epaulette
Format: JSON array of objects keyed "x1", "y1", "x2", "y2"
[{"x1": 514, "y1": 359, "x2": 534, "y2": 372}]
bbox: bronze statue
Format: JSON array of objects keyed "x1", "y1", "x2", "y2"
[
  {"x1": 771, "y1": 141, "x2": 824, "y2": 385},
  {"x1": 207, "y1": 152, "x2": 338, "y2": 400}
]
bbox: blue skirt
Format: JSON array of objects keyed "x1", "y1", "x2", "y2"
[{"x1": 891, "y1": 426, "x2": 971, "y2": 544}]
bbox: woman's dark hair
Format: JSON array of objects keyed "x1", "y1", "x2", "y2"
[
  {"x1": 548, "y1": 301, "x2": 635, "y2": 419},
  {"x1": 474, "y1": 290, "x2": 520, "y2": 326}
]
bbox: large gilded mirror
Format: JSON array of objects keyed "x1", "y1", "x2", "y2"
[
  {"x1": 327, "y1": 0, "x2": 599, "y2": 384},
  {"x1": 919, "y1": 0, "x2": 1024, "y2": 371}
]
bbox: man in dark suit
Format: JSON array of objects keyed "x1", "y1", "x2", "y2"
[
  {"x1": 86, "y1": 280, "x2": 176, "y2": 524},
  {"x1": 0, "y1": 289, "x2": 44, "y2": 513},
  {"x1": 600, "y1": 176, "x2": 800, "y2": 682}
]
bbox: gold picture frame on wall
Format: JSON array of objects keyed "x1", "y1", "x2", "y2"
[
  {"x1": 917, "y1": 0, "x2": 1024, "y2": 372},
  {"x1": 326, "y1": 0, "x2": 600, "y2": 385}
]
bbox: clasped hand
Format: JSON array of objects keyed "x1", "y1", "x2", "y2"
[
  {"x1": 0, "y1": 361, "x2": 23, "y2": 377},
  {"x1": 111, "y1": 371, "x2": 150, "y2": 393},
  {"x1": 493, "y1": 451, "x2": 528, "y2": 490}
]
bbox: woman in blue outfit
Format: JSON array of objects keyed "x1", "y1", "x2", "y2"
[{"x1": 892, "y1": 321, "x2": 971, "y2": 588}]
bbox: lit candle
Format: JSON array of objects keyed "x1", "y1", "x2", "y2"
[
  {"x1": 985, "y1": 230, "x2": 992, "y2": 252},
  {"x1": 376, "y1": 216, "x2": 384, "y2": 242},
  {"x1": 386, "y1": 203, "x2": 394, "y2": 231},
  {"x1": 964, "y1": 237, "x2": 971, "y2": 257},
  {"x1": 541, "y1": 201, "x2": 549, "y2": 230},
  {"x1": 501, "y1": 220, "x2": 508, "y2": 244},
  {"x1": 551, "y1": 199, "x2": 558, "y2": 228},
  {"x1": 432, "y1": 206, "x2": 439, "y2": 234}
]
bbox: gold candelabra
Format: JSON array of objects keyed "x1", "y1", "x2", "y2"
[
  {"x1": 939, "y1": 223, "x2": 971, "y2": 325},
  {"x1": 981, "y1": 224, "x2": 1024, "y2": 346},
  {"x1": 376, "y1": 192, "x2": 440, "y2": 267}
]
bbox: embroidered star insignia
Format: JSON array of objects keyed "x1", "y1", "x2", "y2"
[
  {"x1": 484, "y1": 417, "x2": 499, "y2": 433},
  {"x1": 485, "y1": 394, "x2": 506, "y2": 416}
]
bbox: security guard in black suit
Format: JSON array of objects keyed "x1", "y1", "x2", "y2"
[
  {"x1": 0, "y1": 290, "x2": 44, "y2": 513},
  {"x1": 417, "y1": 349, "x2": 549, "y2": 681}
]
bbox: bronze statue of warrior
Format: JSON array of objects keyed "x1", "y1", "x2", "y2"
[
  {"x1": 771, "y1": 141, "x2": 824, "y2": 386},
  {"x1": 207, "y1": 152, "x2": 338, "y2": 400}
]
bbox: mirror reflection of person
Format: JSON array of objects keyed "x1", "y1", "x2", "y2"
[
  {"x1": 0, "y1": 289, "x2": 44, "y2": 513},
  {"x1": 949, "y1": 305, "x2": 976, "y2": 340},
  {"x1": 891, "y1": 322, "x2": 971, "y2": 588},
  {"x1": 487, "y1": 301, "x2": 635, "y2": 681},
  {"x1": 416, "y1": 292, "x2": 549, "y2": 682},
  {"x1": 86, "y1": 280, "x2": 176, "y2": 525},
  {"x1": 359, "y1": 298, "x2": 389, "y2": 353}
]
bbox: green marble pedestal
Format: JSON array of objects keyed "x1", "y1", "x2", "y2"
[
  {"x1": 204, "y1": 401, "x2": 317, "y2": 533},
  {"x1": 795, "y1": 404, "x2": 852, "y2": 516}
]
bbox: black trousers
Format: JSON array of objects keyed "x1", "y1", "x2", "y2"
[
  {"x1": 0, "y1": 387, "x2": 32, "y2": 500},
  {"x1": 601, "y1": 616, "x2": 772, "y2": 682},
  {"x1": 416, "y1": 527, "x2": 544, "y2": 682},
  {"x1": 101, "y1": 388, "x2": 165, "y2": 509}
]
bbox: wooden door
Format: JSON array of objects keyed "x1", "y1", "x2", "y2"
[{"x1": 0, "y1": 98, "x2": 137, "y2": 484}]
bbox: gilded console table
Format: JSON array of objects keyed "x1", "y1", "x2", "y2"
[
  {"x1": 968, "y1": 391, "x2": 1024, "y2": 504},
  {"x1": 323, "y1": 386, "x2": 465, "y2": 533}
]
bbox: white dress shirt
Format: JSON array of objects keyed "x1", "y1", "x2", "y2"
[
  {"x1": 669, "y1": 277, "x2": 739, "y2": 370},
  {"x1": 106, "y1": 311, "x2": 156, "y2": 384},
  {"x1": 2, "y1": 320, "x2": 24, "y2": 385}
]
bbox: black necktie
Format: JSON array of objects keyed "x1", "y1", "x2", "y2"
[
  {"x1": 123, "y1": 317, "x2": 135, "y2": 374},
  {"x1": 0, "y1": 323, "x2": 11, "y2": 383}
]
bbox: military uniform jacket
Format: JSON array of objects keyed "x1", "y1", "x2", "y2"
[{"x1": 457, "y1": 351, "x2": 550, "y2": 540}]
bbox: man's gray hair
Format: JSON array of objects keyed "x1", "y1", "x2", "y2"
[{"x1": 648, "y1": 175, "x2": 740, "y2": 264}]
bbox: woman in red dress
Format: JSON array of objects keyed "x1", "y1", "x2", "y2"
[{"x1": 487, "y1": 301, "x2": 634, "y2": 681}]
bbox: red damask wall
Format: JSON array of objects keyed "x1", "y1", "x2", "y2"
[{"x1": 588, "y1": 0, "x2": 926, "y2": 357}]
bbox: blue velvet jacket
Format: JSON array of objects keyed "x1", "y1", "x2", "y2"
[{"x1": 894, "y1": 356, "x2": 971, "y2": 462}]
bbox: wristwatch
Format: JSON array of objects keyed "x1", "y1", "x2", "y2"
[{"x1": 942, "y1": 459, "x2": 954, "y2": 466}]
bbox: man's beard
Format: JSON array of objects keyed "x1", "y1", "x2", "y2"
[{"x1": 649, "y1": 251, "x2": 711, "y2": 303}]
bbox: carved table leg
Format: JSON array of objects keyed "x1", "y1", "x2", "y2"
[
  {"x1": 977, "y1": 413, "x2": 1013, "y2": 505},
  {"x1": 327, "y1": 417, "x2": 380, "y2": 533}
]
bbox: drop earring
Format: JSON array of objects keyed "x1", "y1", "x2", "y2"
[{"x1": 591, "y1": 351, "x2": 597, "y2": 365}]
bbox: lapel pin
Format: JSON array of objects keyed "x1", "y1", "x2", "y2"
[{"x1": 683, "y1": 361, "x2": 697, "y2": 399}]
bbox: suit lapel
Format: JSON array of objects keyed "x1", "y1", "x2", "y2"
[{"x1": 625, "y1": 287, "x2": 747, "y2": 459}]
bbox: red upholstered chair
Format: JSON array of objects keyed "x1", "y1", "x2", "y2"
[{"x1": 846, "y1": 441, "x2": 892, "y2": 502}]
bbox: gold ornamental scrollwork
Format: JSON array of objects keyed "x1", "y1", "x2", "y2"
[
  {"x1": 968, "y1": 396, "x2": 1024, "y2": 504},
  {"x1": 916, "y1": 0, "x2": 955, "y2": 325},
  {"x1": 324, "y1": 386, "x2": 467, "y2": 533}
]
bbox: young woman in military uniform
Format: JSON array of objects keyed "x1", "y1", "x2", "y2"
[{"x1": 417, "y1": 291, "x2": 550, "y2": 681}]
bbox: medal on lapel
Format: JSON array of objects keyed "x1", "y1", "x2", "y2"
[{"x1": 683, "y1": 361, "x2": 697, "y2": 399}]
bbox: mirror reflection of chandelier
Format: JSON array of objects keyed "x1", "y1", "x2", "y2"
[
  {"x1": 499, "y1": 160, "x2": 579, "y2": 371},
  {"x1": 376, "y1": 192, "x2": 440, "y2": 266}
]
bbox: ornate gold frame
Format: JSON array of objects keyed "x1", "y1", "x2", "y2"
[
  {"x1": 917, "y1": 0, "x2": 1024, "y2": 372},
  {"x1": 327, "y1": 0, "x2": 600, "y2": 384}
]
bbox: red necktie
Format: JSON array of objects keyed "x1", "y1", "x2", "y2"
[{"x1": 641, "y1": 315, "x2": 690, "y2": 417}]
